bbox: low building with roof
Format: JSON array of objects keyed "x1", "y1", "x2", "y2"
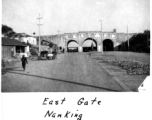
[
  {"x1": 2, "y1": 37, "x2": 28, "y2": 58},
  {"x1": 11, "y1": 33, "x2": 37, "y2": 45}
]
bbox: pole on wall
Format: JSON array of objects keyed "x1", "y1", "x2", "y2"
[
  {"x1": 99, "y1": 20, "x2": 103, "y2": 54},
  {"x1": 127, "y1": 25, "x2": 129, "y2": 51},
  {"x1": 37, "y1": 13, "x2": 43, "y2": 53},
  {"x1": 57, "y1": 29, "x2": 60, "y2": 44}
]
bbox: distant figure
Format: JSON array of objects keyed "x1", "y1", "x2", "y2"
[
  {"x1": 52, "y1": 45, "x2": 58, "y2": 59},
  {"x1": 52, "y1": 50, "x2": 57, "y2": 59},
  {"x1": 21, "y1": 55, "x2": 28, "y2": 71},
  {"x1": 55, "y1": 50, "x2": 57, "y2": 59},
  {"x1": 38, "y1": 52, "x2": 40, "y2": 60},
  {"x1": 2, "y1": 59, "x2": 6, "y2": 74}
]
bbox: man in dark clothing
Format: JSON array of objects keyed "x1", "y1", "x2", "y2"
[
  {"x1": 21, "y1": 55, "x2": 28, "y2": 71},
  {"x1": 54, "y1": 50, "x2": 57, "y2": 59},
  {"x1": 52, "y1": 51, "x2": 55, "y2": 59},
  {"x1": 2, "y1": 59, "x2": 6, "y2": 74}
]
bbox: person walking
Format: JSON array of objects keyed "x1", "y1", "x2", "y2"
[
  {"x1": 21, "y1": 55, "x2": 28, "y2": 71},
  {"x1": 54, "y1": 50, "x2": 57, "y2": 59},
  {"x1": 2, "y1": 59, "x2": 6, "y2": 74}
]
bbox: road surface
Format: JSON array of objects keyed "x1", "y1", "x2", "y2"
[{"x1": 2, "y1": 53, "x2": 124, "y2": 92}]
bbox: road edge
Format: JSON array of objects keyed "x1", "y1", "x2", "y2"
[{"x1": 90, "y1": 55, "x2": 132, "y2": 92}]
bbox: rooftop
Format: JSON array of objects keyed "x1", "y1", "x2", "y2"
[{"x1": 2, "y1": 37, "x2": 27, "y2": 46}]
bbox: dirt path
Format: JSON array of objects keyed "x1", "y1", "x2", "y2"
[{"x1": 2, "y1": 53, "x2": 126, "y2": 92}]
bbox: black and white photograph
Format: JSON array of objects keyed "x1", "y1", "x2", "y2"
[
  {"x1": 1, "y1": 0, "x2": 150, "y2": 92},
  {"x1": 1, "y1": 0, "x2": 151, "y2": 120}
]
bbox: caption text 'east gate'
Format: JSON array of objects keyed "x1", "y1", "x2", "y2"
[{"x1": 42, "y1": 97, "x2": 101, "y2": 120}]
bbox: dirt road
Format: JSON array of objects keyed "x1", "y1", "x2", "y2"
[{"x1": 2, "y1": 53, "x2": 125, "y2": 92}]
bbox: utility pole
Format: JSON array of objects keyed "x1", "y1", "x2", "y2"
[
  {"x1": 57, "y1": 29, "x2": 60, "y2": 34},
  {"x1": 57, "y1": 29, "x2": 60, "y2": 43},
  {"x1": 99, "y1": 20, "x2": 103, "y2": 54},
  {"x1": 147, "y1": 31, "x2": 149, "y2": 49},
  {"x1": 127, "y1": 25, "x2": 129, "y2": 51},
  {"x1": 37, "y1": 13, "x2": 43, "y2": 53}
]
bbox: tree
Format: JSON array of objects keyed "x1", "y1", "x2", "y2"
[
  {"x1": 7, "y1": 31, "x2": 16, "y2": 38},
  {"x1": 2, "y1": 24, "x2": 16, "y2": 37},
  {"x1": 144, "y1": 30, "x2": 150, "y2": 37}
]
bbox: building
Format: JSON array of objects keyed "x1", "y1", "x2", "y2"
[
  {"x1": 2, "y1": 37, "x2": 27, "y2": 58},
  {"x1": 12, "y1": 33, "x2": 37, "y2": 45}
]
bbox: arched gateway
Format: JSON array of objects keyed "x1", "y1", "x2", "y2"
[
  {"x1": 82, "y1": 38, "x2": 97, "y2": 52},
  {"x1": 41, "y1": 30, "x2": 135, "y2": 52},
  {"x1": 67, "y1": 40, "x2": 78, "y2": 52},
  {"x1": 64, "y1": 31, "x2": 117, "y2": 52},
  {"x1": 103, "y1": 39, "x2": 114, "y2": 51}
]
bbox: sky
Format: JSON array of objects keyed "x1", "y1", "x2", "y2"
[{"x1": 2, "y1": 0, "x2": 150, "y2": 36}]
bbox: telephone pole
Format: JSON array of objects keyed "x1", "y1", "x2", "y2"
[
  {"x1": 37, "y1": 13, "x2": 43, "y2": 52},
  {"x1": 57, "y1": 29, "x2": 60, "y2": 34},
  {"x1": 99, "y1": 20, "x2": 103, "y2": 54},
  {"x1": 57, "y1": 29, "x2": 60, "y2": 43},
  {"x1": 127, "y1": 25, "x2": 129, "y2": 51}
]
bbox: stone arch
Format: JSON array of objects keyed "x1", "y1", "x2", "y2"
[
  {"x1": 103, "y1": 39, "x2": 114, "y2": 51},
  {"x1": 81, "y1": 38, "x2": 98, "y2": 52},
  {"x1": 67, "y1": 40, "x2": 79, "y2": 52},
  {"x1": 67, "y1": 40, "x2": 78, "y2": 46}
]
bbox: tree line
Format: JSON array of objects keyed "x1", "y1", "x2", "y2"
[
  {"x1": 115, "y1": 30, "x2": 150, "y2": 53},
  {"x1": 2, "y1": 24, "x2": 36, "y2": 38},
  {"x1": 2, "y1": 24, "x2": 16, "y2": 38}
]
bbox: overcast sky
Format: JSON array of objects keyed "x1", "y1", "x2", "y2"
[{"x1": 2, "y1": 0, "x2": 150, "y2": 36}]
